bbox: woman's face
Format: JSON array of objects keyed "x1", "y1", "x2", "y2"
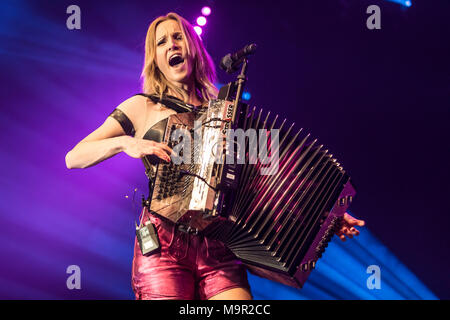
[{"x1": 155, "y1": 19, "x2": 193, "y2": 86}]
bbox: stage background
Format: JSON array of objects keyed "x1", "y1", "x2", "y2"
[{"x1": 0, "y1": 0, "x2": 448, "y2": 299}]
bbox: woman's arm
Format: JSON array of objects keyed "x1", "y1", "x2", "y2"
[
  {"x1": 65, "y1": 96, "x2": 172, "y2": 169},
  {"x1": 65, "y1": 123, "x2": 131, "y2": 169}
]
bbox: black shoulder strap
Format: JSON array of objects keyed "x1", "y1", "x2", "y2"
[
  {"x1": 135, "y1": 93, "x2": 199, "y2": 113},
  {"x1": 108, "y1": 108, "x2": 135, "y2": 136}
]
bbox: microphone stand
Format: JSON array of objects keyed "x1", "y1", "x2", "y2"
[
  {"x1": 231, "y1": 58, "x2": 248, "y2": 123},
  {"x1": 213, "y1": 58, "x2": 250, "y2": 218},
  {"x1": 217, "y1": 57, "x2": 249, "y2": 122}
]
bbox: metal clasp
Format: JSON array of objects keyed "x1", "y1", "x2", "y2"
[{"x1": 178, "y1": 224, "x2": 199, "y2": 235}]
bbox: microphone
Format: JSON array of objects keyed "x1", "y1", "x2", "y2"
[{"x1": 220, "y1": 43, "x2": 257, "y2": 73}]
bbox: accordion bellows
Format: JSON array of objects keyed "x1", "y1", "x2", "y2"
[{"x1": 142, "y1": 99, "x2": 356, "y2": 288}]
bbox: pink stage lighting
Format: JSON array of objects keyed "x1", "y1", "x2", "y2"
[
  {"x1": 201, "y1": 6, "x2": 211, "y2": 16},
  {"x1": 196, "y1": 16, "x2": 207, "y2": 26},
  {"x1": 194, "y1": 26, "x2": 202, "y2": 36}
]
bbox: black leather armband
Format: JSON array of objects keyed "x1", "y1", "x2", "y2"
[{"x1": 108, "y1": 109, "x2": 136, "y2": 136}]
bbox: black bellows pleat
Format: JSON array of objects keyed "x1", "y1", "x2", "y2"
[{"x1": 203, "y1": 105, "x2": 352, "y2": 288}]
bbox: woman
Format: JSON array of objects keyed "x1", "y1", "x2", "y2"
[{"x1": 65, "y1": 12, "x2": 364, "y2": 300}]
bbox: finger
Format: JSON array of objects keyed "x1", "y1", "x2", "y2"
[
  {"x1": 153, "y1": 148, "x2": 171, "y2": 162},
  {"x1": 157, "y1": 142, "x2": 174, "y2": 155},
  {"x1": 158, "y1": 144, "x2": 174, "y2": 157},
  {"x1": 339, "y1": 234, "x2": 346, "y2": 242},
  {"x1": 342, "y1": 227, "x2": 353, "y2": 238},
  {"x1": 344, "y1": 213, "x2": 359, "y2": 225},
  {"x1": 344, "y1": 213, "x2": 365, "y2": 227},
  {"x1": 349, "y1": 227, "x2": 360, "y2": 236},
  {"x1": 344, "y1": 229, "x2": 353, "y2": 239}
]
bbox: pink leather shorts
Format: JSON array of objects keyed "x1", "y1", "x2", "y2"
[{"x1": 131, "y1": 209, "x2": 251, "y2": 300}]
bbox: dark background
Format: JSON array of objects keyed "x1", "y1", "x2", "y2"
[
  {"x1": 208, "y1": 0, "x2": 450, "y2": 299},
  {"x1": 0, "y1": 0, "x2": 448, "y2": 299}
]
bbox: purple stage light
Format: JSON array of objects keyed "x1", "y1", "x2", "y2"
[
  {"x1": 194, "y1": 26, "x2": 202, "y2": 36},
  {"x1": 196, "y1": 16, "x2": 207, "y2": 26},
  {"x1": 201, "y1": 6, "x2": 211, "y2": 16}
]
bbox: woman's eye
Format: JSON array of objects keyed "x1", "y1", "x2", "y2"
[{"x1": 157, "y1": 39, "x2": 165, "y2": 46}]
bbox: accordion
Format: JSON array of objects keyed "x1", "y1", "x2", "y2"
[{"x1": 142, "y1": 98, "x2": 356, "y2": 288}]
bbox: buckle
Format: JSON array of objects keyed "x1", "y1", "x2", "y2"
[
  {"x1": 178, "y1": 224, "x2": 199, "y2": 235},
  {"x1": 189, "y1": 227, "x2": 199, "y2": 235}
]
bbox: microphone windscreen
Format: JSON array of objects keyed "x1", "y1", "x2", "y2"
[{"x1": 219, "y1": 54, "x2": 233, "y2": 72}]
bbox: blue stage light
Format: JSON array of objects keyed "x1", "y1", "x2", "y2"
[
  {"x1": 248, "y1": 211, "x2": 437, "y2": 300},
  {"x1": 242, "y1": 91, "x2": 251, "y2": 100},
  {"x1": 386, "y1": 0, "x2": 412, "y2": 7}
]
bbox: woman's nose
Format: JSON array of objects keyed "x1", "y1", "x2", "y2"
[{"x1": 167, "y1": 39, "x2": 179, "y2": 51}]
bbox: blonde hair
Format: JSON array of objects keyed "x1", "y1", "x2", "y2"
[{"x1": 141, "y1": 12, "x2": 218, "y2": 103}]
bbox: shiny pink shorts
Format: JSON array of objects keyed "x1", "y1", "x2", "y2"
[{"x1": 131, "y1": 209, "x2": 251, "y2": 300}]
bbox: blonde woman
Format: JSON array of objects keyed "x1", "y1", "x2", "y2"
[
  {"x1": 65, "y1": 12, "x2": 364, "y2": 300},
  {"x1": 65, "y1": 12, "x2": 253, "y2": 300}
]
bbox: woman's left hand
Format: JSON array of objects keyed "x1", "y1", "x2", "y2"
[{"x1": 336, "y1": 212, "x2": 365, "y2": 242}]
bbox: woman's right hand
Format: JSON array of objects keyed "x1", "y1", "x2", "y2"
[{"x1": 123, "y1": 136, "x2": 173, "y2": 162}]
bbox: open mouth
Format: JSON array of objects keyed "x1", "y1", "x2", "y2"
[{"x1": 169, "y1": 54, "x2": 185, "y2": 67}]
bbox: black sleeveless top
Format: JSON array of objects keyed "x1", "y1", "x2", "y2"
[{"x1": 108, "y1": 94, "x2": 203, "y2": 138}]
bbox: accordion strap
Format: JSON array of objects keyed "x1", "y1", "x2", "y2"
[{"x1": 135, "y1": 93, "x2": 202, "y2": 113}]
